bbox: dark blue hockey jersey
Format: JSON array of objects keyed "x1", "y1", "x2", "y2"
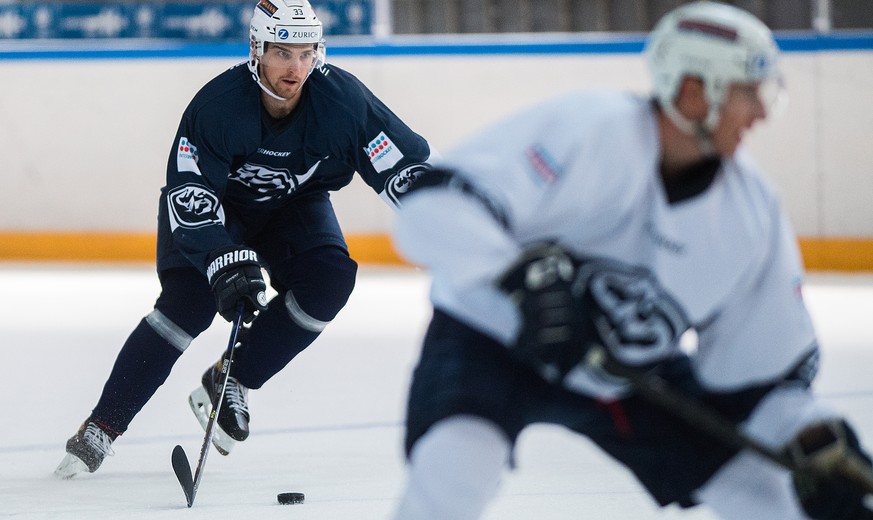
[{"x1": 156, "y1": 61, "x2": 433, "y2": 274}]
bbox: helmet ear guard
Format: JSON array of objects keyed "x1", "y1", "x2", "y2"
[
  {"x1": 645, "y1": 1, "x2": 784, "y2": 141},
  {"x1": 247, "y1": 0, "x2": 326, "y2": 101}
]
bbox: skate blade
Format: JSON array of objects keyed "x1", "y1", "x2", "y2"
[
  {"x1": 188, "y1": 386, "x2": 236, "y2": 456},
  {"x1": 54, "y1": 453, "x2": 89, "y2": 479}
]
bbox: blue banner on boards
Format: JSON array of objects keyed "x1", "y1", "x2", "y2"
[{"x1": 0, "y1": 2, "x2": 372, "y2": 40}]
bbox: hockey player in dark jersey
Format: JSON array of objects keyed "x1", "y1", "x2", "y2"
[{"x1": 55, "y1": 0, "x2": 435, "y2": 478}]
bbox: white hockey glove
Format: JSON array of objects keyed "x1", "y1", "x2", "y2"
[
  {"x1": 498, "y1": 242, "x2": 690, "y2": 385},
  {"x1": 786, "y1": 419, "x2": 873, "y2": 520}
]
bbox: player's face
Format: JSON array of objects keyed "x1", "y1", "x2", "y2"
[
  {"x1": 711, "y1": 82, "x2": 768, "y2": 156},
  {"x1": 259, "y1": 43, "x2": 317, "y2": 101}
]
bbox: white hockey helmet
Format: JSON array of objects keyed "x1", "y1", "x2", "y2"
[
  {"x1": 247, "y1": 0, "x2": 326, "y2": 100},
  {"x1": 645, "y1": 1, "x2": 784, "y2": 136}
]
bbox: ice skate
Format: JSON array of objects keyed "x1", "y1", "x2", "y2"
[
  {"x1": 189, "y1": 357, "x2": 250, "y2": 455},
  {"x1": 54, "y1": 420, "x2": 117, "y2": 479}
]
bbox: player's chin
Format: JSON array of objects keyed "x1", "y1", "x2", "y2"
[
  {"x1": 719, "y1": 144, "x2": 741, "y2": 157},
  {"x1": 272, "y1": 84, "x2": 296, "y2": 98},
  {"x1": 716, "y1": 135, "x2": 743, "y2": 156}
]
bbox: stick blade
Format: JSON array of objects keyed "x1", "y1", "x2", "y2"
[{"x1": 171, "y1": 445, "x2": 195, "y2": 507}]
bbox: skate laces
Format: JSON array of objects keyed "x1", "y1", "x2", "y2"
[
  {"x1": 223, "y1": 377, "x2": 250, "y2": 418},
  {"x1": 83, "y1": 423, "x2": 115, "y2": 458}
]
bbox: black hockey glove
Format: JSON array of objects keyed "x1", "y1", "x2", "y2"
[
  {"x1": 787, "y1": 419, "x2": 873, "y2": 520},
  {"x1": 498, "y1": 242, "x2": 594, "y2": 383},
  {"x1": 498, "y1": 242, "x2": 690, "y2": 385},
  {"x1": 206, "y1": 246, "x2": 268, "y2": 323}
]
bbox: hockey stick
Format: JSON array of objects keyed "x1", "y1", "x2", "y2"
[
  {"x1": 172, "y1": 305, "x2": 244, "y2": 507},
  {"x1": 584, "y1": 347, "x2": 873, "y2": 498}
]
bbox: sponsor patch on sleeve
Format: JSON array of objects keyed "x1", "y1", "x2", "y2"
[
  {"x1": 524, "y1": 144, "x2": 561, "y2": 185},
  {"x1": 364, "y1": 131, "x2": 404, "y2": 173},
  {"x1": 176, "y1": 137, "x2": 201, "y2": 175}
]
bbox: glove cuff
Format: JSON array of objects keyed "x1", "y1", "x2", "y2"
[{"x1": 206, "y1": 247, "x2": 261, "y2": 285}]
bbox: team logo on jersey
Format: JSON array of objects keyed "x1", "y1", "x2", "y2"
[
  {"x1": 525, "y1": 144, "x2": 560, "y2": 185},
  {"x1": 383, "y1": 163, "x2": 429, "y2": 206},
  {"x1": 365, "y1": 132, "x2": 404, "y2": 173},
  {"x1": 230, "y1": 160, "x2": 321, "y2": 202},
  {"x1": 177, "y1": 137, "x2": 201, "y2": 175},
  {"x1": 167, "y1": 183, "x2": 224, "y2": 231},
  {"x1": 575, "y1": 258, "x2": 689, "y2": 369}
]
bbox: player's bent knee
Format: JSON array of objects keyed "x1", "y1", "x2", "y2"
[
  {"x1": 283, "y1": 288, "x2": 330, "y2": 332},
  {"x1": 154, "y1": 267, "x2": 216, "y2": 335},
  {"x1": 279, "y1": 246, "x2": 358, "y2": 324}
]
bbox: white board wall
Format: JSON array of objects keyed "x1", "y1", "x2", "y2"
[{"x1": 1, "y1": 46, "x2": 871, "y2": 238}]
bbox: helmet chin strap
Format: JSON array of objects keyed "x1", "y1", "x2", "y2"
[
  {"x1": 256, "y1": 77, "x2": 288, "y2": 102},
  {"x1": 693, "y1": 125, "x2": 715, "y2": 157},
  {"x1": 248, "y1": 56, "x2": 322, "y2": 104},
  {"x1": 249, "y1": 58, "x2": 288, "y2": 102},
  {"x1": 663, "y1": 102, "x2": 716, "y2": 157}
]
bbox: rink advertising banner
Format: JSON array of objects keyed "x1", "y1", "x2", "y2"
[{"x1": 0, "y1": 1, "x2": 372, "y2": 40}]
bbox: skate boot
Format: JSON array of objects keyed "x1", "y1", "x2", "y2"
[
  {"x1": 189, "y1": 354, "x2": 250, "y2": 455},
  {"x1": 54, "y1": 419, "x2": 118, "y2": 479}
]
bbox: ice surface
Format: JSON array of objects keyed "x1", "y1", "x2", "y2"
[{"x1": 1, "y1": 265, "x2": 871, "y2": 519}]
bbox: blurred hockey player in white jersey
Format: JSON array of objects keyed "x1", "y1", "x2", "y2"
[{"x1": 390, "y1": 2, "x2": 873, "y2": 519}]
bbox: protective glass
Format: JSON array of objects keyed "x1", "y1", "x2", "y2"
[
  {"x1": 259, "y1": 43, "x2": 320, "y2": 71},
  {"x1": 759, "y1": 75, "x2": 787, "y2": 118}
]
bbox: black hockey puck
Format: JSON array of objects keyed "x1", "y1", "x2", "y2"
[{"x1": 277, "y1": 492, "x2": 305, "y2": 505}]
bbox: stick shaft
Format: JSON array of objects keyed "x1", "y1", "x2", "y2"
[
  {"x1": 187, "y1": 306, "x2": 245, "y2": 506},
  {"x1": 588, "y1": 348, "x2": 873, "y2": 495}
]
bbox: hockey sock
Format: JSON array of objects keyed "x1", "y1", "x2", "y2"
[
  {"x1": 91, "y1": 318, "x2": 183, "y2": 433},
  {"x1": 391, "y1": 415, "x2": 511, "y2": 520}
]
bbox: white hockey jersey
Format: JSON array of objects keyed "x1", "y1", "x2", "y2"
[{"x1": 394, "y1": 90, "x2": 817, "y2": 396}]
